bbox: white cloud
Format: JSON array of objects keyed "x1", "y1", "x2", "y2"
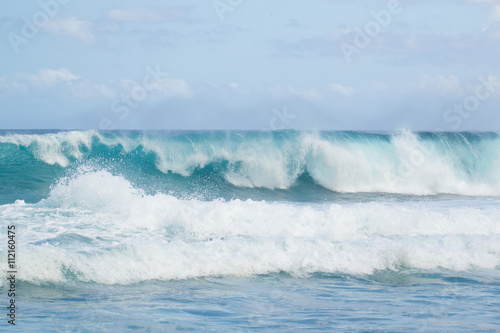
[
  {"x1": 229, "y1": 83, "x2": 250, "y2": 95},
  {"x1": 155, "y1": 78, "x2": 194, "y2": 98},
  {"x1": 117, "y1": 79, "x2": 138, "y2": 90},
  {"x1": 296, "y1": 88, "x2": 322, "y2": 102},
  {"x1": 418, "y1": 75, "x2": 462, "y2": 95},
  {"x1": 0, "y1": 69, "x2": 118, "y2": 100},
  {"x1": 94, "y1": 84, "x2": 116, "y2": 99},
  {"x1": 44, "y1": 18, "x2": 95, "y2": 43},
  {"x1": 327, "y1": 83, "x2": 355, "y2": 97},
  {"x1": 106, "y1": 77, "x2": 195, "y2": 99},
  {"x1": 65, "y1": 81, "x2": 117, "y2": 99},
  {"x1": 483, "y1": 5, "x2": 500, "y2": 31},
  {"x1": 0, "y1": 69, "x2": 197, "y2": 101},
  {"x1": 29, "y1": 68, "x2": 80, "y2": 86},
  {"x1": 108, "y1": 7, "x2": 189, "y2": 22}
]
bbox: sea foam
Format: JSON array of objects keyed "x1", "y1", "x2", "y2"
[{"x1": 1, "y1": 170, "x2": 499, "y2": 285}]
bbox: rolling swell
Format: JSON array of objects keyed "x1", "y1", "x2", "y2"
[{"x1": 1, "y1": 130, "x2": 500, "y2": 205}]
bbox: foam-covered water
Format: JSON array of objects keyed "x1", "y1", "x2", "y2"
[
  {"x1": 1, "y1": 130, "x2": 499, "y2": 331},
  {"x1": 2, "y1": 169, "x2": 500, "y2": 285}
]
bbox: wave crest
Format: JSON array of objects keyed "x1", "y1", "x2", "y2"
[{"x1": 1, "y1": 130, "x2": 500, "y2": 195}]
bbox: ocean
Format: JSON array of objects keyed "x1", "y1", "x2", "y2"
[{"x1": 0, "y1": 129, "x2": 499, "y2": 332}]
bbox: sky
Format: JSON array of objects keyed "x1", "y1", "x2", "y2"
[{"x1": 1, "y1": 0, "x2": 500, "y2": 130}]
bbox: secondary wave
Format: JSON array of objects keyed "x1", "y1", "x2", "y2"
[{"x1": 1, "y1": 170, "x2": 499, "y2": 285}]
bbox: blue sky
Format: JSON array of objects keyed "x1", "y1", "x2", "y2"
[{"x1": 1, "y1": 0, "x2": 500, "y2": 130}]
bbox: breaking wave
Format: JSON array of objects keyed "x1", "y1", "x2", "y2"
[{"x1": 1, "y1": 130, "x2": 500, "y2": 196}]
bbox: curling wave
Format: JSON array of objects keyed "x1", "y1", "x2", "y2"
[{"x1": 1, "y1": 130, "x2": 500, "y2": 198}]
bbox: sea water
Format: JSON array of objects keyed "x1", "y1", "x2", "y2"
[{"x1": 0, "y1": 130, "x2": 499, "y2": 332}]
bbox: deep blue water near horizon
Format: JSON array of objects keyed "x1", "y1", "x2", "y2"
[{"x1": 1, "y1": 129, "x2": 500, "y2": 331}]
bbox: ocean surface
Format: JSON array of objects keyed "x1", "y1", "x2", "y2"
[{"x1": 0, "y1": 129, "x2": 499, "y2": 332}]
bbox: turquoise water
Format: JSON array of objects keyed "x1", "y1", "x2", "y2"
[{"x1": 1, "y1": 130, "x2": 500, "y2": 331}]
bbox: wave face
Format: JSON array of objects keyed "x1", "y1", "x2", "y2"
[{"x1": 1, "y1": 130, "x2": 500, "y2": 204}]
